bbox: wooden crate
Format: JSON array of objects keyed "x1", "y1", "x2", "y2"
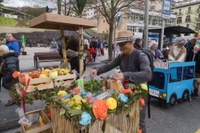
[
  {"x1": 21, "y1": 109, "x2": 52, "y2": 133},
  {"x1": 50, "y1": 100, "x2": 140, "y2": 133},
  {"x1": 54, "y1": 73, "x2": 76, "y2": 87},
  {"x1": 20, "y1": 77, "x2": 54, "y2": 93}
]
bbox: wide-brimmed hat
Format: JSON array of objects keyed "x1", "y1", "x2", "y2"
[{"x1": 113, "y1": 31, "x2": 133, "y2": 44}]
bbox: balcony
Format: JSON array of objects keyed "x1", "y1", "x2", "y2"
[{"x1": 196, "y1": 18, "x2": 200, "y2": 21}]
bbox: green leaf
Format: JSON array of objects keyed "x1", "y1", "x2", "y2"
[
  {"x1": 60, "y1": 108, "x2": 66, "y2": 115},
  {"x1": 67, "y1": 109, "x2": 82, "y2": 116}
]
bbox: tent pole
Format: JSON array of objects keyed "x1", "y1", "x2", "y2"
[
  {"x1": 79, "y1": 26, "x2": 84, "y2": 77},
  {"x1": 60, "y1": 25, "x2": 68, "y2": 67}
]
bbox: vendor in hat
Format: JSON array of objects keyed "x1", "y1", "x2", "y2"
[
  {"x1": 168, "y1": 37, "x2": 187, "y2": 62},
  {"x1": 90, "y1": 30, "x2": 152, "y2": 133}
]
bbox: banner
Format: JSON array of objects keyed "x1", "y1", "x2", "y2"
[{"x1": 162, "y1": 0, "x2": 172, "y2": 19}]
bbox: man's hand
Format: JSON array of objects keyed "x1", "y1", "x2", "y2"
[
  {"x1": 112, "y1": 73, "x2": 124, "y2": 80},
  {"x1": 90, "y1": 69, "x2": 97, "y2": 79}
]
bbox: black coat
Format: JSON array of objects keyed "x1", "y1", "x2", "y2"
[{"x1": 2, "y1": 52, "x2": 19, "y2": 89}]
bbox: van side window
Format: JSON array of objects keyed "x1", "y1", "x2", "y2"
[
  {"x1": 169, "y1": 67, "x2": 182, "y2": 82},
  {"x1": 183, "y1": 66, "x2": 194, "y2": 80}
]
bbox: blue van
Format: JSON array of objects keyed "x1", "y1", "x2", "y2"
[{"x1": 149, "y1": 62, "x2": 195, "y2": 106}]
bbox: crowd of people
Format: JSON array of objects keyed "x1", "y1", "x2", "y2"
[
  {"x1": 0, "y1": 31, "x2": 200, "y2": 133},
  {"x1": 90, "y1": 31, "x2": 200, "y2": 133}
]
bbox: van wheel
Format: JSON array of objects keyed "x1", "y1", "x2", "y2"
[
  {"x1": 170, "y1": 94, "x2": 177, "y2": 106},
  {"x1": 182, "y1": 90, "x2": 189, "y2": 102}
]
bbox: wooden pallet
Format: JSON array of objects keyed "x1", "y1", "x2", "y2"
[
  {"x1": 21, "y1": 109, "x2": 52, "y2": 133},
  {"x1": 54, "y1": 72, "x2": 77, "y2": 87},
  {"x1": 19, "y1": 77, "x2": 54, "y2": 93}
]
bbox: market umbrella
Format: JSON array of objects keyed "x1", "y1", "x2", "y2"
[
  {"x1": 164, "y1": 26, "x2": 196, "y2": 35},
  {"x1": 149, "y1": 26, "x2": 196, "y2": 35}
]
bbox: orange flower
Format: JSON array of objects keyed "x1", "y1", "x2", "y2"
[
  {"x1": 138, "y1": 128, "x2": 142, "y2": 133},
  {"x1": 92, "y1": 100, "x2": 108, "y2": 120},
  {"x1": 121, "y1": 88, "x2": 133, "y2": 95},
  {"x1": 139, "y1": 98, "x2": 145, "y2": 109},
  {"x1": 12, "y1": 71, "x2": 19, "y2": 78}
]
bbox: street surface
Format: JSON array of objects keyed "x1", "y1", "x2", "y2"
[{"x1": 0, "y1": 47, "x2": 200, "y2": 133}]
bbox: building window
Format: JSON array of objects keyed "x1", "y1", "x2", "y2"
[
  {"x1": 185, "y1": 15, "x2": 191, "y2": 23},
  {"x1": 188, "y1": 7, "x2": 191, "y2": 13},
  {"x1": 177, "y1": 17, "x2": 182, "y2": 24},
  {"x1": 186, "y1": 24, "x2": 189, "y2": 28},
  {"x1": 179, "y1": 9, "x2": 182, "y2": 15}
]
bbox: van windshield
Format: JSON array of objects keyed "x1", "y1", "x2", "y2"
[{"x1": 149, "y1": 72, "x2": 165, "y2": 89}]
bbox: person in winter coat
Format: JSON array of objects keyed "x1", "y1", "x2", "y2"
[
  {"x1": 0, "y1": 45, "x2": 19, "y2": 106},
  {"x1": 97, "y1": 39, "x2": 102, "y2": 56},
  {"x1": 134, "y1": 38, "x2": 143, "y2": 50},
  {"x1": 148, "y1": 40, "x2": 164, "y2": 60},
  {"x1": 50, "y1": 38, "x2": 58, "y2": 52},
  {"x1": 59, "y1": 36, "x2": 83, "y2": 73},
  {"x1": 90, "y1": 31, "x2": 152, "y2": 133},
  {"x1": 5, "y1": 33, "x2": 20, "y2": 54},
  {"x1": 168, "y1": 37, "x2": 187, "y2": 62}
]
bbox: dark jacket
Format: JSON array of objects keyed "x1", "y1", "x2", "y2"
[
  {"x1": 90, "y1": 41, "x2": 97, "y2": 49},
  {"x1": 134, "y1": 44, "x2": 142, "y2": 50},
  {"x1": 2, "y1": 52, "x2": 19, "y2": 89}
]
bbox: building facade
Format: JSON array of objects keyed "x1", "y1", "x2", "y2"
[
  {"x1": 127, "y1": 9, "x2": 176, "y2": 38},
  {"x1": 172, "y1": 0, "x2": 200, "y2": 32}
]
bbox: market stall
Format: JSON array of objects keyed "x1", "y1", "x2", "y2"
[
  {"x1": 15, "y1": 13, "x2": 143, "y2": 133},
  {"x1": 29, "y1": 13, "x2": 97, "y2": 76}
]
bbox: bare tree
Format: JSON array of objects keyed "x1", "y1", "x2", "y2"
[
  {"x1": 93, "y1": 0, "x2": 135, "y2": 60},
  {"x1": 71, "y1": 0, "x2": 87, "y2": 16},
  {"x1": 57, "y1": 0, "x2": 62, "y2": 14}
]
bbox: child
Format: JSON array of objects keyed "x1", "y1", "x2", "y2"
[
  {"x1": 89, "y1": 46, "x2": 95, "y2": 63},
  {"x1": 0, "y1": 45, "x2": 19, "y2": 106}
]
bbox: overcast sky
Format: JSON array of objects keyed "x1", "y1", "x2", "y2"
[{"x1": 2, "y1": 0, "x2": 58, "y2": 8}]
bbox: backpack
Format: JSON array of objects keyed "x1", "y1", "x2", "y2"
[
  {"x1": 135, "y1": 48, "x2": 154, "y2": 77},
  {"x1": 141, "y1": 48, "x2": 154, "y2": 72},
  {"x1": 135, "y1": 48, "x2": 154, "y2": 119}
]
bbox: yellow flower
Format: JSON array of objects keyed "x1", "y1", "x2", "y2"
[
  {"x1": 106, "y1": 98, "x2": 117, "y2": 110},
  {"x1": 64, "y1": 98, "x2": 70, "y2": 102},
  {"x1": 140, "y1": 83, "x2": 148, "y2": 91},
  {"x1": 57, "y1": 90, "x2": 67, "y2": 96},
  {"x1": 73, "y1": 95, "x2": 83, "y2": 104}
]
